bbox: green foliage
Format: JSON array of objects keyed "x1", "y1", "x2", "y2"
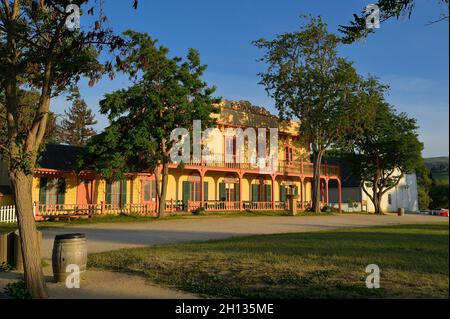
[
  {"x1": 4, "y1": 281, "x2": 32, "y2": 300},
  {"x1": 253, "y1": 15, "x2": 378, "y2": 212},
  {"x1": 430, "y1": 180, "x2": 449, "y2": 209},
  {"x1": 339, "y1": 0, "x2": 448, "y2": 43},
  {"x1": 0, "y1": 90, "x2": 57, "y2": 158},
  {"x1": 425, "y1": 157, "x2": 449, "y2": 183},
  {"x1": 0, "y1": 261, "x2": 12, "y2": 273},
  {"x1": 193, "y1": 207, "x2": 206, "y2": 216},
  {"x1": 0, "y1": 1, "x2": 126, "y2": 169},
  {"x1": 254, "y1": 16, "x2": 370, "y2": 151},
  {"x1": 56, "y1": 90, "x2": 97, "y2": 146},
  {"x1": 416, "y1": 158, "x2": 433, "y2": 210},
  {"x1": 347, "y1": 87, "x2": 423, "y2": 214}
]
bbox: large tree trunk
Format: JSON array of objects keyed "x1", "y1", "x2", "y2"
[
  {"x1": 371, "y1": 169, "x2": 383, "y2": 215},
  {"x1": 372, "y1": 191, "x2": 383, "y2": 215},
  {"x1": 157, "y1": 162, "x2": 169, "y2": 218},
  {"x1": 312, "y1": 151, "x2": 324, "y2": 213},
  {"x1": 10, "y1": 170, "x2": 48, "y2": 299}
]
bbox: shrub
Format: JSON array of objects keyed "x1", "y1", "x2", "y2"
[
  {"x1": 4, "y1": 281, "x2": 32, "y2": 299},
  {"x1": 0, "y1": 262, "x2": 12, "y2": 273},
  {"x1": 321, "y1": 205, "x2": 333, "y2": 213},
  {"x1": 193, "y1": 207, "x2": 206, "y2": 216}
]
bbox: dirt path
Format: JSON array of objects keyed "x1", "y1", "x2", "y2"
[{"x1": 40, "y1": 214, "x2": 448, "y2": 258}]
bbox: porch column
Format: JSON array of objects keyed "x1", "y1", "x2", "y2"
[
  {"x1": 200, "y1": 173, "x2": 205, "y2": 208},
  {"x1": 325, "y1": 178, "x2": 329, "y2": 205},
  {"x1": 271, "y1": 175, "x2": 275, "y2": 210},
  {"x1": 338, "y1": 179, "x2": 342, "y2": 213},
  {"x1": 239, "y1": 174, "x2": 243, "y2": 211},
  {"x1": 300, "y1": 178, "x2": 304, "y2": 210}
]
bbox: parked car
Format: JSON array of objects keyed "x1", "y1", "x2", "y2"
[
  {"x1": 418, "y1": 209, "x2": 449, "y2": 217},
  {"x1": 431, "y1": 209, "x2": 449, "y2": 217}
]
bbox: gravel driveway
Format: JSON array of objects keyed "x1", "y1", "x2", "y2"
[{"x1": 40, "y1": 214, "x2": 448, "y2": 258}]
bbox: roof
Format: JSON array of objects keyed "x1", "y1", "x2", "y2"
[
  {"x1": 217, "y1": 100, "x2": 300, "y2": 136},
  {"x1": 0, "y1": 185, "x2": 12, "y2": 195},
  {"x1": 38, "y1": 144, "x2": 86, "y2": 171},
  {"x1": 325, "y1": 157, "x2": 361, "y2": 188}
]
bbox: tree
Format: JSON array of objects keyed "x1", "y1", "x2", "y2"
[
  {"x1": 348, "y1": 99, "x2": 423, "y2": 215},
  {"x1": 83, "y1": 31, "x2": 219, "y2": 217},
  {"x1": 254, "y1": 16, "x2": 372, "y2": 213},
  {"x1": 429, "y1": 180, "x2": 449, "y2": 209},
  {"x1": 416, "y1": 158, "x2": 432, "y2": 210},
  {"x1": 0, "y1": 0, "x2": 131, "y2": 298},
  {"x1": 56, "y1": 90, "x2": 97, "y2": 146},
  {"x1": 340, "y1": 0, "x2": 449, "y2": 43},
  {"x1": 1, "y1": 90, "x2": 57, "y2": 147}
]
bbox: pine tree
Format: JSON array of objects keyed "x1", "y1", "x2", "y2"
[{"x1": 57, "y1": 92, "x2": 98, "y2": 146}]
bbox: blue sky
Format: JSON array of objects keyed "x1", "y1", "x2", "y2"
[{"x1": 55, "y1": 0, "x2": 449, "y2": 157}]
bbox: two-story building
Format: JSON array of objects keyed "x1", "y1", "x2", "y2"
[{"x1": 0, "y1": 100, "x2": 342, "y2": 219}]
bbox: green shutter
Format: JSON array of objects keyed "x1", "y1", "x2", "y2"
[
  {"x1": 57, "y1": 178, "x2": 66, "y2": 204},
  {"x1": 204, "y1": 182, "x2": 209, "y2": 201},
  {"x1": 280, "y1": 186, "x2": 287, "y2": 202},
  {"x1": 294, "y1": 186, "x2": 299, "y2": 196},
  {"x1": 121, "y1": 179, "x2": 127, "y2": 206},
  {"x1": 252, "y1": 184, "x2": 259, "y2": 202},
  {"x1": 105, "y1": 182, "x2": 112, "y2": 205},
  {"x1": 219, "y1": 183, "x2": 226, "y2": 201},
  {"x1": 235, "y1": 183, "x2": 240, "y2": 202},
  {"x1": 182, "y1": 181, "x2": 190, "y2": 209},
  {"x1": 39, "y1": 178, "x2": 47, "y2": 204},
  {"x1": 265, "y1": 185, "x2": 272, "y2": 202}
]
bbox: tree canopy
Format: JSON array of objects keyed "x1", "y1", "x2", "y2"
[
  {"x1": 347, "y1": 91, "x2": 423, "y2": 214},
  {"x1": 0, "y1": 0, "x2": 134, "y2": 298},
  {"x1": 339, "y1": 0, "x2": 449, "y2": 43},
  {"x1": 56, "y1": 90, "x2": 97, "y2": 146},
  {"x1": 83, "y1": 30, "x2": 220, "y2": 216},
  {"x1": 254, "y1": 16, "x2": 374, "y2": 212}
]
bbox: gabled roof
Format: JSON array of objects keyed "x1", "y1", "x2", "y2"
[{"x1": 38, "y1": 144, "x2": 86, "y2": 171}]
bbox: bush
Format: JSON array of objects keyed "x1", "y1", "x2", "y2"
[
  {"x1": 192, "y1": 207, "x2": 206, "y2": 216},
  {"x1": 0, "y1": 262, "x2": 12, "y2": 273},
  {"x1": 4, "y1": 281, "x2": 32, "y2": 299},
  {"x1": 321, "y1": 205, "x2": 333, "y2": 213}
]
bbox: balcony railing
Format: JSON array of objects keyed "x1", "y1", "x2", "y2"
[{"x1": 171, "y1": 154, "x2": 339, "y2": 177}]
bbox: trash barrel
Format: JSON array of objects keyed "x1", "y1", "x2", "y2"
[
  {"x1": 398, "y1": 208, "x2": 405, "y2": 216},
  {"x1": 52, "y1": 233, "x2": 87, "y2": 283},
  {"x1": 11, "y1": 230, "x2": 42, "y2": 272}
]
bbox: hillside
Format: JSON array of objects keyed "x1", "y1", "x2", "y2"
[{"x1": 425, "y1": 157, "x2": 449, "y2": 183}]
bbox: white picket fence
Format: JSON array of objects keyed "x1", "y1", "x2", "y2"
[{"x1": 0, "y1": 205, "x2": 17, "y2": 223}]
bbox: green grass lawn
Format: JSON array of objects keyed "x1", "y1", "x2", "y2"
[{"x1": 89, "y1": 223, "x2": 449, "y2": 299}]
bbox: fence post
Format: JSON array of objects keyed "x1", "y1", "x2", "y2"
[{"x1": 33, "y1": 201, "x2": 43, "y2": 221}]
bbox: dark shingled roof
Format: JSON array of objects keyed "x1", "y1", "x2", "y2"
[
  {"x1": 0, "y1": 185, "x2": 12, "y2": 195},
  {"x1": 38, "y1": 144, "x2": 86, "y2": 171},
  {"x1": 325, "y1": 157, "x2": 361, "y2": 188}
]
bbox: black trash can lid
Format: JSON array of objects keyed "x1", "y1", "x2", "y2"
[{"x1": 55, "y1": 233, "x2": 86, "y2": 240}]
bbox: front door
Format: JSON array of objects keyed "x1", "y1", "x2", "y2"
[
  {"x1": 77, "y1": 179, "x2": 93, "y2": 206},
  {"x1": 142, "y1": 179, "x2": 157, "y2": 205}
]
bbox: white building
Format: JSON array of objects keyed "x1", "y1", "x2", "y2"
[
  {"x1": 362, "y1": 173, "x2": 419, "y2": 213},
  {"x1": 328, "y1": 158, "x2": 419, "y2": 213}
]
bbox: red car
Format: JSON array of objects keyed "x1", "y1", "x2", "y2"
[{"x1": 432, "y1": 209, "x2": 449, "y2": 217}]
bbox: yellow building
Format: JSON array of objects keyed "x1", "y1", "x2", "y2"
[{"x1": 0, "y1": 100, "x2": 342, "y2": 219}]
